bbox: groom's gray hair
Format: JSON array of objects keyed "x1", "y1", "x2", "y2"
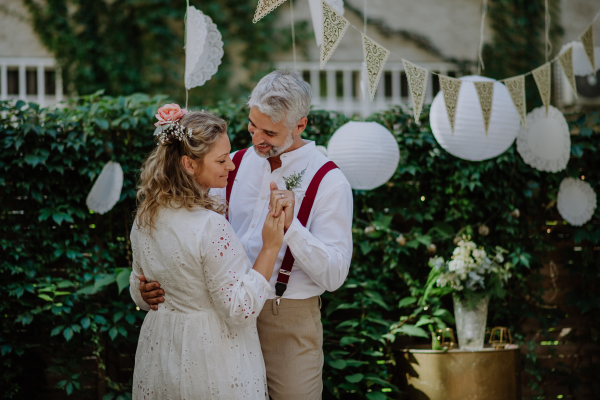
[{"x1": 248, "y1": 69, "x2": 312, "y2": 131}]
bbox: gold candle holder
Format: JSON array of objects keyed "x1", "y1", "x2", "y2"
[
  {"x1": 435, "y1": 328, "x2": 457, "y2": 349},
  {"x1": 489, "y1": 327, "x2": 512, "y2": 349}
]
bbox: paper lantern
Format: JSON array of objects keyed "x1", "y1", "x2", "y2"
[
  {"x1": 430, "y1": 75, "x2": 521, "y2": 161},
  {"x1": 327, "y1": 121, "x2": 400, "y2": 190},
  {"x1": 560, "y1": 42, "x2": 600, "y2": 76},
  {"x1": 86, "y1": 161, "x2": 124, "y2": 214},
  {"x1": 516, "y1": 106, "x2": 570, "y2": 172},
  {"x1": 557, "y1": 177, "x2": 597, "y2": 226}
]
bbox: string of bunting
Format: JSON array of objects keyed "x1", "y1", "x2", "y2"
[{"x1": 252, "y1": 0, "x2": 599, "y2": 128}]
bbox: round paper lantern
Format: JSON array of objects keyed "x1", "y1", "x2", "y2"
[
  {"x1": 86, "y1": 161, "x2": 124, "y2": 214},
  {"x1": 327, "y1": 121, "x2": 400, "y2": 190},
  {"x1": 560, "y1": 42, "x2": 600, "y2": 76},
  {"x1": 557, "y1": 177, "x2": 597, "y2": 226},
  {"x1": 516, "y1": 106, "x2": 570, "y2": 172},
  {"x1": 430, "y1": 75, "x2": 521, "y2": 161}
]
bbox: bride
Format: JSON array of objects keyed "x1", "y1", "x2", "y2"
[{"x1": 129, "y1": 104, "x2": 283, "y2": 399}]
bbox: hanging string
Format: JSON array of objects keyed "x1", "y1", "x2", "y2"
[
  {"x1": 184, "y1": 0, "x2": 190, "y2": 108},
  {"x1": 363, "y1": 0, "x2": 367, "y2": 36},
  {"x1": 477, "y1": 0, "x2": 488, "y2": 75},
  {"x1": 290, "y1": 0, "x2": 297, "y2": 70},
  {"x1": 545, "y1": 0, "x2": 552, "y2": 63}
]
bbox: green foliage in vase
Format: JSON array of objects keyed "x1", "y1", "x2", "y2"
[{"x1": 1, "y1": 96, "x2": 599, "y2": 398}]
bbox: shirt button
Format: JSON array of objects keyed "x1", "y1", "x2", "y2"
[
  {"x1": 261, "y1": 196, "x2": 265, "y2": 200},
  {"x1": 251, "y1": 224, "x2": 256, "y2": 228}
]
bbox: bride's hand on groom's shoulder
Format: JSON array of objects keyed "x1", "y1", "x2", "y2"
[
  {"x1": 138, "y1": 275, "x2": 165, "y2": 310},
  {"x1": 268, "y1": 182, "x2": 294, "y2": 231},
  {"x1": 262, "y1": 209, "x2": 285, "y2": 252}
]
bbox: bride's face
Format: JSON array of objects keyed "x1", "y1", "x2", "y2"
[{"x1": 185, "y1": 133, "x2": 234, "y2": 189}]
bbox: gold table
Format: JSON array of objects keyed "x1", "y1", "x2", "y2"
[{"x1": 398, "y1": 348, "x2": 521, "y2": 400}]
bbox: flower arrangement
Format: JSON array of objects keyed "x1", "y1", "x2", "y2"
[
  {"x1": 428, "y1": 238, "x2": 514, "y2": 300},
  {"x1": 153, "y1": 104, "x2": 193, "y2": 145},
  {"x1": 283, "y1": 165, "x2": 307, "y2": 190}
]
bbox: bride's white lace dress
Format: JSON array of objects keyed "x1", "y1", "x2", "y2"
[{"x1": 129, "y1": 207, "x2": 270, "y2": 399}]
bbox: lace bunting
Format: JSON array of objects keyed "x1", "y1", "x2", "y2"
[
  {"x1": 320, "y1": 0, "x2": 350, "y2": 69},
  {"x1": 473, "y1": 81, "x2": 494, "y2": 135},
  {"x1": 580, "y1": 24, "x2": 596, "y2": 72},
  {"x1": 361, "y1": 34, "x2": 390, "y2": 101},
  {"x1": 185, "y1": 8, "x2": 223, "y2": 90},
  {"x1": 402, "y1": 59, "x2": 428, "y2": 123},
  {"x1": 532, "y1": 63, "x2": 552, "y2": 115},
  {"x1": 503, "y1": 75, "x2": 527, "y2": 128},
  {"x1": 253, "y1": 0, "x2": 287, "y2": 23},
  {"x1": 308, "y1": 0, "x2": 344, "y2": 46},
  {"x1": 438, "y1": 75, "x2": 462, "y2": 134},
  {"x1": 558, "y1": 46, "x2": 578, "y2": 100}
]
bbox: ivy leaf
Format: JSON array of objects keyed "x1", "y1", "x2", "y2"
[
  {"x1": 366, "y1": 392, "x2": 388, "y2": 400},
  {"x1": 81, "y1": 317, "x2": 91, "y2": 329},
  {"x1": 51, "y1": 325, "x2": 64, "y2": 336},
  {"x1": 109, "y1": 327, "x2": 119, "y2": 340},
  {"x1": 116, "y1": 268, "x2": 132, "y2": 294},
  {"x1": 393, "y1": 324, "x2": 429, "y2": 338},
  {"x1": 340, "y1": 336, "x2": 365, "y2": 346},
  {"x1": 117, "y1": 327, "x2": 128, "y2": 337},
  {"x1": 345, "y1": 373, "x2": 364, "y2": 383},
  {"x1": 328, "y1": 359, "x2": 347, "y2": 369},
  {"x1": 125, "y1": 313, "x2": 136, "y2": 325},
  {"x1": 94, "y1": 118, "x2": 109, "y2": 130},
  {"x1": 398, "y1": 297, "x2": 417, "y2": 308},
  {"x1": 360, "y1": 242, "x2": 372, "y2": 255},
  {"x1": 63, "y1": 327, "x2": 74, "y2": 342}
]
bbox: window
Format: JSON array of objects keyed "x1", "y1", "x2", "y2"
[
  {"x1": 384, "y1": 71, "x2": 392, "y2": 98},
  {"x1": 336, "y1": 71, "x2": 343, "y2": 98},
  {"x1": 400, "y1": 71, "x2": 408, "y2": 98},
  {"x1": 26, "y1": 69, "x2": 37, "y2": 95},
  {"x1": 45, "y1": 70, "x2": 56, "y2": 95},
  {"x1": 7, "y1": 69, "x2": 18, "y2": 95},
  {"x1": 432, "y1": 71, "x2": 440, "y2": 96}
]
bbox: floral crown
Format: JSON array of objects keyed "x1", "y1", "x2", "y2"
[{"x1": 153, "y1": 103, "x2": 193, "y2": 145}]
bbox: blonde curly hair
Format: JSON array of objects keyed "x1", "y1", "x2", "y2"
[{"x1": 135, "y1": 111, "x2": 228, "y2": 230}]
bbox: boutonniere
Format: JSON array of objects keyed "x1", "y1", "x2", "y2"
[{"x1": 283, "y1": 165, "x2": 308, "y2": 191}]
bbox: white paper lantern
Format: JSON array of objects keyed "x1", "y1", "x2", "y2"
[
  {"x1": 560, "y1": 42, "x2": 600, "y2": 76},
  {"x1": 430, "y1": 75, "x2": 521, "y2": 161},
  {"x1": 557, "y1": 177, "x2": 597, "y2": 226},
  {"x1": 86, "y1": 161, "x2": 124, "y2": 214},
  {"x1": 516, "y1": 106, "x2": 570, "y2": 172},
  {"x1": 327, "y1": 121, "x2": 399, "y2": 190}
]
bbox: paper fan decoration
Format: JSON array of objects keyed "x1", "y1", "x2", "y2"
[
  {"x1": 557, "y1": 177, "x2": 597, "y2": 226},
  {"x1": 516, "y1": 106, "x2": 570, "y2": 172},
  {"x1": 185, "y1": 7, "x2": 224, "y2": 90},
  {"x1": 86, "y1": 161, "x2": 124, "y2": 214}
]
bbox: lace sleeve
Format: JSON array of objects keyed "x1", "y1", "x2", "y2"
[{"x1": 201, "y1": 213, "x2": 270, "y2": 327}]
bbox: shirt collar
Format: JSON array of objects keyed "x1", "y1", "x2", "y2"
[{"x1": 279, "y1": 140, "x2": 316, "y2": 166}]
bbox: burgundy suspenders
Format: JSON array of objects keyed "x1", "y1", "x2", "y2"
[
  {"x1": 225, "y1": 148, "x2": 248, "y2": 220},
  {"x1": 275, "y1": 161, "x2": 338, "y2": 303},
  {"x1": 225, "y1": 150, "x2": 339, "y2": 303}
]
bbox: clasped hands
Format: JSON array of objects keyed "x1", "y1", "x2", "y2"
[{"x1": 138, "y1": 181, "x2": 295, "y2": 310}]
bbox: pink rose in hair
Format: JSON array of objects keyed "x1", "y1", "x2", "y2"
[{"x1": 154, "y1": 104, "x2": 188, "y2": 127}]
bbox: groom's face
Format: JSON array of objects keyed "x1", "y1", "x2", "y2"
[{"x1": 248, "y1": 107, "x2": 294, "y2": 158}]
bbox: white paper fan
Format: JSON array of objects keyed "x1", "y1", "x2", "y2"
[
  {"x1": 557, "y1": 177, "x2": 597, "y2": 226},
  {"x1": 185, "y1": 7, "x2": 224, "y2": 90},
  {"x1": 308, "y1": 0, "x2": 344, "y2": 46},
  {"x1": 86, "y1": 161, "x2": 124, "y2": 214},
  {"x1": 516, "y1": 106, "x2": 570, "y2": 173}
]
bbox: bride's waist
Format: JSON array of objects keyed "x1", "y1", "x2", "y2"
[{"x1": 152, "y1": 305, "x2": 218, "y2": 315}]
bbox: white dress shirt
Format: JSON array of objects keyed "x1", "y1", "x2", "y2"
[{"x1": 212, "y1": 140, "x2": 353, "y2": 299}]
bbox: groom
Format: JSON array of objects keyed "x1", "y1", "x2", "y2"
[{"x1": 136, "y1": 69, "x2": 353, "y2": 399}]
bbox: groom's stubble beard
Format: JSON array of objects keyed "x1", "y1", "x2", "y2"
[{"x1": 253, "y1": 131, "x2": 295, "y2": 159}]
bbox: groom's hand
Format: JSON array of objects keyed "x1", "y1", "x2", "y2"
[
  {"x1": 269, "y1": 182, "x2": 294, "y2": 231},
  {"x1": 139, "y1": 275, "x2": 164, "y2": 311}
]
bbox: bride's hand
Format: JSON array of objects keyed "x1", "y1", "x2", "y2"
[{"x1": 262, "y1": 209, "x2": 285, "y2": 252}]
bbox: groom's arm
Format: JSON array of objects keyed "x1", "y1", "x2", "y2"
[{"x1": 282, "y1": 176, "x2": 353, "y2": 292}]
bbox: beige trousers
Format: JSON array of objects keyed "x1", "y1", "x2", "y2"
[{"x1": 257, "y1": 296, "x2": 324, "y2": 400}]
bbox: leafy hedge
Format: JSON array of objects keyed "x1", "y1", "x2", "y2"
[{"x1": 1, "y1": 94, "x2": 599, "y2": 399}]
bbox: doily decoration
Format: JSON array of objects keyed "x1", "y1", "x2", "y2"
[
  {"x1": 361, "y1": 34, "x2": 390, "y2": 101},
  {"x1": 580, "y1": 24, "x2": 595, "y2": 72},
  {"x1": 558, "y1": 46, "x2": 578, "y2": 100},
  {"x1": 532, "y1": 63, "x2": 552, "y2": 115},
  {"x1": 503, "y1": 75, "x2": 527, "y2": 128},
  {"x1": 429, "y1": 76, "x2": 520, "y2": 161},
  {"x1": 402, "y1": 59, "x2": 428, "y2": 123},
  {"x1": 185, "y1": 7, "x2": 224, "y2": 90},
  {"x1": 438, "y1": 75, "x2": 462, "y2": 134},
  {"x1": 253, "y1": 0, "x2": 287, "y2": 24},
  {"x1": 308, "y1": 0, "x2": 344, "y2": 46},
  {"x1": 473, "y1": 81, "x2": 494, "y2": 135},
  {"x1": 86, "y1": 161, "x2": 124, "y2": 214},
  {"x1": 559, "y1": 41, "x2": 600, "y2": 76},
  {"x1": 557, "y1": 177, "x2": 597, "y2": 226},
  {"x1": 516, "y1": 106, "x2": 570, "y2": 173},
  {"x1": 327, "y1": 122, "x2": 399, "y2": 190},
  {"x1": 319, "y1": 0, "x2": 349, "y2": 69}
]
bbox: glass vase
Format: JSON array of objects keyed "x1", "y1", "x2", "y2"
[{"x1": 452, "y1": 293, "x2": 490, "y2": 350}]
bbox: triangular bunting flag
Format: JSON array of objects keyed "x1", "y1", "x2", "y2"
[
  {"x1": 580, "y1": 24, "x2": 595, "y2": 72},
  {"x1": 503, "y1": 75, "x2": 527, "y2": 128},
  {"x1": 361, "y1": 34, "x2": 390, "y2": 101},
  {"x1": 402, "y1": 59, "x2": 428, "y2": 122},
  {"x1": 308, "y1": 0, "x2": 344, "y2": 46},
  {"x1": 558, "y1": 47, "x2": 578, "y2": 101},
  {"x1": 253, "y1": 0, "x2": 287, "y2": 24},
  {"x1": 320, "y1": 0, "x2": 350, "y2": 69},
  {"x1": 473, "y1": 81, "x2": 494, "y2": 135},
  {"x1": 438, "y1": 75, "x2": 462, "y2": 134},
  {"x1": 532, "y1": 63, "x2": 552, "y2": 115}
]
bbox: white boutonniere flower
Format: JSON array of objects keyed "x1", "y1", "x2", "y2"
[{"x1": 283, "y1": 165, "x2": 308, "y2": 201}]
